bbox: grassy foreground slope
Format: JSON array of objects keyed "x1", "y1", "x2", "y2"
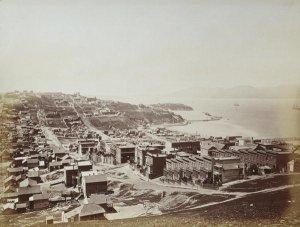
[{"x1": 27, "y1": 186, "x2": 300, "y2": 227}]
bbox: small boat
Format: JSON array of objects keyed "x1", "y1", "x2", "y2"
[{"x1": 204, "y1": 112, "x2": 212, "y2": 117}]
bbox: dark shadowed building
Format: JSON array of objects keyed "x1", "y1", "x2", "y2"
[
  {"x1": 171, "y1": 141, "x2": 200, "y2": 154},
  {"x1": 17, "y1": 185, "x2": 41, "y2": 203},
  {"x1": 77, "y1": 160, "x2": 93, "y2": 172},
  {"x1": 29, "y1": 193, "x2": 49, "y2": 210},
  {"x1": 64, "y1": 165, "x2": 78, "y2": 187},
  {"x1": 62, "y1": 203, "x2": 106, "y2": 222},
  {"x1": 145, "y1": 153, "x2": 167, "y2": 179},
  {"x1": 82, "y1": 174, "x2": 107, "y2": 198},
  {"x1": 111, "y1": 142, "x2": 136, "y2": 164}
]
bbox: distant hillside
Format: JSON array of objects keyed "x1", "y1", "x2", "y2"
[
  {"x1": 103, "y1": 101, "x2": 184, "y2": 128},
  {"x1": 167, "y1": 85, "x2": 300, "y2": 99},
  {"x1": 150, "y1": 103, "x2": 193, "y2": 111},
  {"x1": 9, "y1": 92, "x2": 185, "y2": 130}
]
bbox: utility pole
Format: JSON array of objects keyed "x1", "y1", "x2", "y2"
[
  {"x1": 243, "y1": 162, "x2": 246, "y2": 179},
  {"x1": 212, "y1": 157, "x2": 215, "y2": 184}
]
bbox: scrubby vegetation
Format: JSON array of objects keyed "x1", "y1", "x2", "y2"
[{"x1": 150, "y1": 103, "x2": 194, "y2": 111}]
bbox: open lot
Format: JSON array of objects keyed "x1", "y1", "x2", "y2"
[
  {"x1": 222, "y1": 174, "x2": 300, "y2": 192},
  {"x1": 46, "y1": 118, "x2": 67, "y2": 128},
  {"x1": 58, "y1": 138, "x2": 78, "y2": 145},
  {"x1": 92, "y1": 164, "x2": 236, "y2": 220}
]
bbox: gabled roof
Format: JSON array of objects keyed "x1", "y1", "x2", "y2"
[
  {"x1": 222, "y1": 163, "x2": 243, "y2": 170},
  {"x1": 13, "y1": 157, "x2": 27, "y2": 161},
  {"x1": 201, "y1": 141, "x2": 225, "y2": 151},
  {"x1": 49, "y1": 161, "x2": 62, "y2": 167},
  {"x1": 54, "y1": 150, "x2": 69, "y2": 154},
  {"x1": 62, "y1": 159, "x2": 74, "y2": 164},
  {"x1": 188, "y1": 155, "x2": 197, "y2": 162},
  {"x1": 7, "y1": 167, "x2": 23, "y2": 173},
  {"x1": 64, "y1": 165, "x2": 78, "y2": 171},
  {"x1": 16, "y1": 203, "x2": 27, "y2": 209},
  {"x1": 176, "y1": 151, "x2": 190, "y2": 157},
  {"x1": 88, "y1": 194, "x2": 107, "y2": 205},
  {"x1": 64, "y1": 205, "x2": 82, "y2": 219},
  {"x1": 18, "y1": 185, "x2": 41, "y2": 195},
  {"x1": 27, "y1": 158, "x2": 39, "y2": 164},
  {"x1": 181, "y1": 157, "x2": 191, "y2": 163},
  {"x1": 19, "y1": 178, "x2": 38, "y2": 188},
  {"x1": 27, "y1": 170, "x2": 40, "y2": 178},
  {"x1": 146, "y1": 152, "x2": 166, "y2": 158},
  {"x1": 230, "y1": 144, "x2": 258, "y2": 151},
  {"x1": 79, "y1": 204, "x2": 105, "y2": 217},
  {"x1": 32, "y1": 193, "x2": 49, "y2": 201},
  {"x1": 4, "y1": 175, "x2": 16, "y2": 184},
  {"x1": 3, "y1": 203, "x2": 15, "y2": 210},
  {"x1": 61, "y1": 154, "x2": 72, "y2": 160},
  {"x1": 4, "y1": 185, "x2": 17, "y2": 193},
  {"x1": 77, "y1": 160, "x2": 92, "y2": 166},
  {"x1": 84, "y1": 174, "x2": 107, "y2": 184},
  {"x1": 30, "y1": 153, "x2": 47, "y2": 159},
  {"x1": 0, "y1": 193, "x2": 18, "y2": 199},
  {"x1": 214, "y1": 156, "x2": 240, "y2": 161}
]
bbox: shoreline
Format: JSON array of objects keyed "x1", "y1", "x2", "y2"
[
  {"x1": 151, "y1": 109, "x2": 260, "y2": 138},
  {"x1": 153, "y1": 110, "x2": 223, "y2": 128}
]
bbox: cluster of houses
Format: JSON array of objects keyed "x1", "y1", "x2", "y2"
[
  {"x1": 70, "y1": 93, "x2": 119, "y2": 117},
  {"x1": 163, "y1": 136, "x2": 298, "y2": 186},
  {"x1": 0, "y1": 101, "x2": 113, "y2": 223},
  {"x1": 1, "y1": 105, "x2": 52, "y2": 213},
  {"x1": 96, "y1": 134, "x2": 298, "y2": 186},
  {"x1": 1, "y1": 91, "x2": 300, "y2": 224}
]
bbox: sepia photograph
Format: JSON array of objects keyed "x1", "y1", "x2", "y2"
[{"x1": 0, "y1": 0, "x2": 300, "y2": 226}]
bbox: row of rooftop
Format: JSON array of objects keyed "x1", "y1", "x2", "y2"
[
  {"x1": 1, "y1": 91, "x2": 300, "y2": 224},
  {"x1": 0, "y1": 97, "x2": 115, "y2": 223}
]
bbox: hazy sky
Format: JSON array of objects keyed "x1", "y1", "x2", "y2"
[{"x1": 0, "y1": 0, "x2": 299, "y2": 97}]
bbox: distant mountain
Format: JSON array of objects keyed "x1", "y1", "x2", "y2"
[{"x1": 166, "y1": 85, "x2": 300, "y2": 99}]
